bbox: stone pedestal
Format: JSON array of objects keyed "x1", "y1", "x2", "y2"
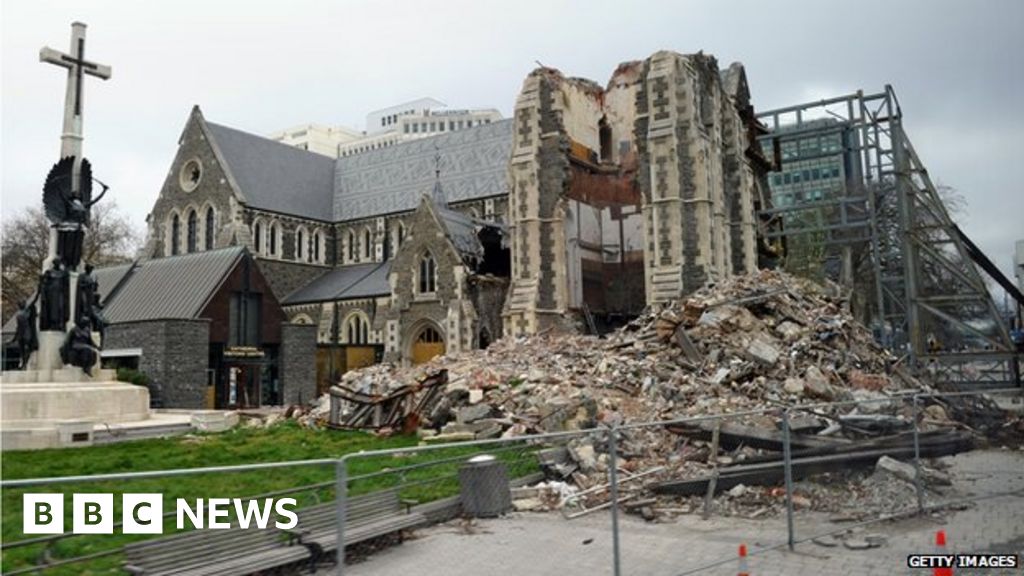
[{"x1": 1, "y1": 368, "x2": 150, "y2": 450}]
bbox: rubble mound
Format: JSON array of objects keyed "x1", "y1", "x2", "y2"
[
  {"x1": 335, "y1": 269, "x2": 910, "y2": 435},
  {"x1": 318, "y1": 270, "x2": 1014, "y2": 521}
]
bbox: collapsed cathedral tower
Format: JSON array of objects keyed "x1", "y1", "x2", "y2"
[{"x1": 504, "y1": 51, "x2": 770, "y2": 336}]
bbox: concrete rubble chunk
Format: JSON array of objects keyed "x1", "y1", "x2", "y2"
[
  {"x1": 803, "y1": 366, "x2": 834, "y2": 400},
  {"x1": 745, "y1": 336, "x2": 780, "y2": 366}
]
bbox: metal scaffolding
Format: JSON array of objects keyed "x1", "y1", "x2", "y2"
[{"x1": 756, "y1": 86, "x2": 1021, "y2": 390}]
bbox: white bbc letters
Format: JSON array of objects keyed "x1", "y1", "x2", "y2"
[
  {"x1": 23, "y1": 494, "x2": 64, "y2": 534},
  {"x1": 123, "y1": 494, "x2": 163, "y2": 534},
  {"x1": 73, "y1": 493, "x2": 114, "y2": 534}
]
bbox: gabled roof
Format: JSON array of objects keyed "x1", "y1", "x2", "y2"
[
  {"x1": 93, "y1": 263, "x2": 134, "y2": 305},
  {"x1": 282, "y1": 261, "x2": 392, "y2": 305},
  {"x1": 205, "y1": 121, "x2": 336, "y2": 221},
  {"x1": 102, "y1": 246, "x2": 245, "y2": 323},
  {"x1": 433, "y1": 203, "x2": 485, "y2": 262},
  {"x1": 333, "y1": 119, "x2": 513, "y2": 221}
]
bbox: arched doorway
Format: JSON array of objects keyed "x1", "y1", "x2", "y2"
[{"x1": 410, "y1": 323, "x2": 445, "y2": 365}]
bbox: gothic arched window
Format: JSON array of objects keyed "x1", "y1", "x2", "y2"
[
  {"x1": 269, "y1": 223, "x2": 278, "y2": 256},
  {"x1": 187, "y1": 210, "x2": 198, "y2": 253},
  {"x1": 363, "y1": 229, "x2": 372, "y2": 259},
  {"x1": 171, "y1": 214, "x2": 181, "y2": 256},
  {"x1": 345, "y1": 313, "x2": 370, "y2": 344},
  {"x1": 296, "y1": 228, "x2": 305, "y2": 261},
  {"x1": 205, "y1": 207, "x2": 215, "y2": 250},
  {"x1": 313, "y1": 230, "x2": 322, "y2": 263},
  {"x1": 253, "y1": 222, "x2": 263, "y2": 254},
  {"x1": 418, "y1": 252, "x2": 437, "y2": 293},
  {"x1": 347, "y1": 231, "x2": 356, "y2": 262}
]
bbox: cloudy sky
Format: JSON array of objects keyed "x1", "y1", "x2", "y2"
[{"x1": 2, "y1": 0, "x2": 1022, "y2": 282}]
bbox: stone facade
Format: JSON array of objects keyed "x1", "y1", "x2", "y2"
[
  {"x1": 143, "y1": 108, "x2": 250, "y2": 259},
  {"x1": 377, "y1": 198, "x2": 481, "y2": 362},
  {"x1": 280, "y1": 323, "x2": 317, "y2": 404},
  {"x1": 105, "y1": 319, "x2": 211, "y2": 408},
  {"x1": 504, "y1": 52, "x2": 766, "y2": 337}
]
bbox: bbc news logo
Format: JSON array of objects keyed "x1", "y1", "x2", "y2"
[{"x1": 24, "y1": 494, "x2": 298, "y2": 534}]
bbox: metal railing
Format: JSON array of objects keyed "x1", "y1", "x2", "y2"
[{"x1": 1, "y1": 387, "x2": 1020, "y2": 575}]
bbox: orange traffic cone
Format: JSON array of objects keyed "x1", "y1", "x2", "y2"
[
  {"x1": 737, "y1": 543, "x2": 750, "y2": 576},
  {"x1": 934, "y1": 530, "x2": 953, "y2": 576}
]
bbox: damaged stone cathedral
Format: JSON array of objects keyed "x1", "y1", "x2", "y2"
[{"x1": 131, "y1": 50, "x2": 770, "y2": 405}]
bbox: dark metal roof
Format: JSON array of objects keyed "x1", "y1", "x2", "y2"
[
  {"x1": 102, "y1": 246, "x2": 244, "y2": 323},
  {"x1": 93, "y1": 263, "x2": 135, "y2": 305},
  {"x1": 283, "y1": 261, "x2": 391, "y2": 305},
  {"x1": 206, "y1": 121, "x2": 336, "y2": 221},
  {"x1": 333, "y1": 119, "x2": 512, "y2": 221}
]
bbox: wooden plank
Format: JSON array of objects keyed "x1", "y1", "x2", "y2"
[
  {"x1": 673, "y1": 324, "x2": 703, "y2": 364},
  {"x1": 701, "y1": 421, "x2": 720, "y2": 520},
  {"x1": 651, "y1": 432, "x2": 974, "y2": 496},
  {"x1": 667, "y1": 420, "x2": 847, "y2": 451}
]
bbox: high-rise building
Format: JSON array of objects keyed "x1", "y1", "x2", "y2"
[
  {"x1": 763, "y1": 117, "x2": 861, "y2": 280},
  {"x1": 267, "y1": 98, "x2": 503, "y2": 158}
]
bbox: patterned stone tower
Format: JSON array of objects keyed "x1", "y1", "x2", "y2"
[{"x1": 503, "y1": 51, "x2": 767, "y2": 337}]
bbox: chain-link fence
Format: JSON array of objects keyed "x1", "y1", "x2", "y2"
[{"x1": 1, "y1": 388, "x2": 1021, "y2": 575}]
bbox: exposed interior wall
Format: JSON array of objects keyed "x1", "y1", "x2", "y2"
[{"x1": 505, "y1": 51, "x2": 766, "y2": 336}]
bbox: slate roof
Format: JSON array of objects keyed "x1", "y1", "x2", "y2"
[
  {"x1": 283, "y1": 261, "x2": 392, "y2": 305},
  {"x1": 102, "y1": 246, "x2": 244, "y2": 323},
  {"x1": 333, "y1": 119, "x2": 513, "y2": 221},
  {"x1": 435, "y1": 204, "x2": 484, "y2": 262},
  {"x1": 206, "y1": 121, "x2": 336, "y2": 221}
]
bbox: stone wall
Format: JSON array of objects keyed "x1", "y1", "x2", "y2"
[
  {"x1": 255, "y1": 258, "x2": 330, "y2": 304},
  {"x1": 377, "y1": 198, "x2": 481, "y2": 363},
  {"x1": 144, "y1": 108, "x2": 249, "y2": 259},
  {"x1": 280, "y1": 322, "x2": 317, "y2": 405},
  {"x1": 105, "y1": 319, "x2": 211, "y2": 409},
  {"x1": 505, "y1": 52, "x2": 765, "y2": 335}
]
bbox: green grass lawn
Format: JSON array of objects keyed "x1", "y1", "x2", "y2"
[{"x1": 1, "y1": 421, "x2": 540, "y2": 575}]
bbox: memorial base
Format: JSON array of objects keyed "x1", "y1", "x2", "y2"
[{"x1": 1, "y1": 368, "x2": 150, "y2": 450}]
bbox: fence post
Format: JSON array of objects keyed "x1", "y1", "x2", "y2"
[
  {"x1": 912, "y1": 394, "x2": 925, "y2": 514},
  {"x1": 781, "y1": 408, "x2": 795, "y2": 551},
  {"x1": 608, "y1": 426, "x2": 622, "y2": 576},
  {"x1": 336, "y1": 458, "x2": 347, "y2": 576}
]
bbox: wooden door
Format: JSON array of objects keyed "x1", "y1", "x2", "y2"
[{"x1": 411, "y1": 326, "x2": 445, "y2": 365}]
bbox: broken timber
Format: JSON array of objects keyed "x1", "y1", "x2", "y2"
[
  {"x1": 328, "y1": 370, "x2": 447, "y2": 430},
  {"x1": 651, "y1": 430, "x2": 973, "y2": 497},
  {"x1": 667, "y1": 420, "x2": 848, "y2": 452}
]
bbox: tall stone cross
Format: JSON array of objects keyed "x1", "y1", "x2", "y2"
[{"x1": 40, "y1": 22, "x2": 111, "y2": 192}]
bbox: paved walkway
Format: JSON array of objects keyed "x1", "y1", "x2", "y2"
[{"x1": 347, "y1": 449, "x2": 1024, "y2": 576}]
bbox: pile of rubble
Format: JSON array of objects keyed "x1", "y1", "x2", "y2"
[
  {"x1": 301, "y1": 270, "x2": 1015, "y2": 520},
  {"x1": 319, "y1": 270, "x2": 919, "y2": 435}
]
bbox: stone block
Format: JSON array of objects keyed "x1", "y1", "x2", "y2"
[
  {"x1": 745, "y1": 336, "x2": 780, "y2": 366},
  {"x1": 190, "y1": 410, "x2": 239, "y2": 432},
  {"x1": 56, "y1": 420, "x2": 94, "y2": 447}
]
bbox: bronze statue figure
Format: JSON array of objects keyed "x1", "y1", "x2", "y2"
[
  {"x1": 77, "y1": 262, "x2": 98, "y2": 317},
  {"x1": 61, "y1": 316, "x2": 99, "y2": 376},
  {"x1": 87, "y1": 293, "x2": 109, "y2": 348},
  {"x1": 38, "y1": 259, "x2": 69, "y2": 331},
  {"x1": 43, "y1": 156, "x2": 108, "y2": 269},
  {"x1": 13, "y1": 298, "x2": 39, "y2": 369}
]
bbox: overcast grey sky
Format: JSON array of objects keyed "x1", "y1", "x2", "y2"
[{"x1": 2, "y1": 0, "x2": 1022, "y2": 282}]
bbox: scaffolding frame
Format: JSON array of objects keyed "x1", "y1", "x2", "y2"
[{"x1": 756, "y1": 86, "x2": 1020, "y2": 389}]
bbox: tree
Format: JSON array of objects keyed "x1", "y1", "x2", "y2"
[{"x1": 2, "y1": 201, "x2": 140, "y2": 323}]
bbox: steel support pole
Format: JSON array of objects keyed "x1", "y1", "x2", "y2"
[
  {"x1": 608, "y1": 427, "x2": 622, "y2": 576},
  {"x1": 781, "y1": 409, "x2": 796, "y2": 551},
  {"x1": 336, "y1": 459, "x2": 347, "y2": 576},
  {"x1": 912, "y1": 396, "x2": 925, "y2": 514}
]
